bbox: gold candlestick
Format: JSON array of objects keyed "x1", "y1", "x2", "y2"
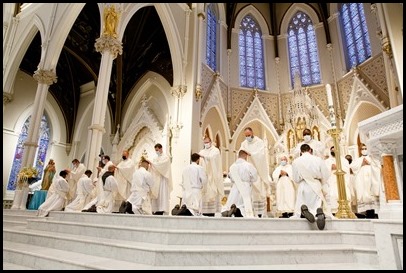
[{"x1": 327, "y1": 128, "x2": 356, "y2": 219}]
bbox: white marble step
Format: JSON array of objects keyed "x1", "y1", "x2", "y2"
[
  {"x1": 3, "y1": 241, "x2": 380, "y2": 270},
  {"x1": 26, "y1": 218, "x2": 376, "y2": 247},
  {"x1": 3, "y1": 209, "x2": 38, "y2": 216},
  {"x1": 3, "y1": 261, "x2": 34, "y2": 270},
  {"x1": 3, "y1": 213, "x2": 39, "y2": 221},
  {"x1": 3, "y1": 220, "x2": 27, "y2": 227},
  {"x1": 3, "y1": 241, "x2": 148, "y2": 270},
  {"x1": 47, "y1": 211, "x2": 375, "y2": 232},
  {"x1": 4, "y1": 227, "x2": 378, "y2": 266}
]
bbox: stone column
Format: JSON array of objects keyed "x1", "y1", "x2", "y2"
[
  {"x1": 376, "y1": 142, "x2": 403, "y2": 219},
  {"x1": 84, "y1": 34, "x2": 122, "y2": 173},
  {"x1": 22, "y1": 69, "x2": 57, "y2": 168},
  {"x1": 195, "y1": 12, "x2": 205, "y2": 101}
]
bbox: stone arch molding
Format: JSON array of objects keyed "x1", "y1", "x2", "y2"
[
  {"x1": 122, "y1": 71, "x2": 173, "y2": 132},
  {"x1": 120, "y1": 3, "x2": 184, "y2": 87},
  {"x1": 280, "y1": 4, "x2": 321, "y2": 35},
  {"x1": 200, "y1": 79, "x2": 231, "y2": 141},
  {"x1": 116, "y1": 105, "x2": 163, "y2": 163},
  {"x1": 343, "y1": 74, "x2": 387, "y2": 143},
  {"x1": 232, "y1": 95, "x2": 279, "y2": 149},
  {"x1": 233, "y1": 4, "x2": 270, "y2": 36}
]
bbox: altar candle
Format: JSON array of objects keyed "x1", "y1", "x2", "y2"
[
  {"x1": 326, "y1": 84, "x2": 336, "y2": 128},
  {"x1": 326, "y1": 84, "x2": 333, "y2": 107}
]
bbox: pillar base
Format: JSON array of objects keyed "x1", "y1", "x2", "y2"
[{"x1": 378, "y1": 200, "x2": 403, "y2": 220}]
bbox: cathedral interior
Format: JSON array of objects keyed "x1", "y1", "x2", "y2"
[{"x1": 3, "y1": 3, "x2": 403, "y2": 208}]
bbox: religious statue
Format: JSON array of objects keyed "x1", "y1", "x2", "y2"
[
  {"x1": 103, "y1": 5, "x2": 119, "y2": 38},
  {"x1": 312, "y1": 126, "x2": 320, "y2": 141},
  {"x1": 287, "y1": 129, "x2": 295, "y2": 152},
  {"x1": 295, "y1": 117, "x2": 306, "y2": 141}
]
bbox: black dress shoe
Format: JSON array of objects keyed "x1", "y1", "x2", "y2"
[
  {"x1": 176, "y1": 204, "x2": 193, "y2": 216},
  {"x1": 315, "y1": 207, "x2": 326, "y2": 230},
  {"x1": 171, "y1": 204, "x2": 180, "y2": 215},
  {"x1": 233, "y1": 207, "x2": 243, "y2": 217},
  {"x1": 125, "y1": 201, "x2": 134, "y2": 214},
  {"x1": 118, "y1": 201, "x2": 127, "y2": 213},
  {"x1": 301, "y1": 204, "x2": 315, "y2": 223}
]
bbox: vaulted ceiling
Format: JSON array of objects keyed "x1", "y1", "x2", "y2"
[
  {"x1": 19, "y1": 3, "x2": 173, "y2": 143},
  {"x1": 18, "y1": 3, "x2": 330, "y2": 144}
]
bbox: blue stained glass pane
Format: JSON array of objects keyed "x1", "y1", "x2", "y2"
[
  {"x1": 247, "y1": 68, "x2": 255, "y2": 77},
  {"x1": 239, "y1": 33, "x2": 245, "y2": 43},
  {"x1": 341, "y1": 3, "x2": 371, "y2": 69},
  {"x1": 248, "y1": 78, "x2": 255, "y2": 87},
  {"x1": 239, "y1": 15, "x2": 265, "y2": 88},
  {"x1": 257, "y1": 79, "x2": 264, "y2": 89},
  {"x1": 240, "y1": 78, "x2": 246, "y2": 86},
  {"x1": 351, "y1": 13, "x2": 360, "y2": 27},
  {"x1": 7, "y1": 115, "x2": 50, "y2": 190},
  {"x1": 206, "y1": 4, "x2": 217, "y2": 71}
]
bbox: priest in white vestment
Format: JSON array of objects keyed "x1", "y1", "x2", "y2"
[
  {"x1": 37, "y1": 170, "x2": 70, "y2": 217},
  {"x1": 293, "y1": 128, "x2": 326, "y2": 159},
  {"x1": 127, "y1": 158, "x2": 155, "y2": 215},
  {"x1": 115, "y1": 150, "x2": 136, "y2": 201},
  {"x1": 96, "y1": 165, "x2": 119, "y2": 213},
  {"x1": 272, "y1": 155, "x2": 296, "y2": 216},
  {"x1": 350, "y1": 144, "x2": 381, "y2": 217},
  {"x1": 222, "y1": 149, "x2": 258, "y2": 218},
  {"x1": 66, "y1": 159, "x2": 86, "y2": 204},
  {"x1": 64, "y1": 170, "x2": 94, "y2": 212},
  {"x1": 198, "y1": 137, "x2": 224, "y2": 216},
  {"x1": 239, "y1": 127, "x2": 271, "y2": 217},
  {"x1": 150, "y1": 143, "x2": 173, "y2": 215},
  {"x1": 181, "y1": 153, "x2": 208, "y2": 216},
  {"x1": 82, "y1": 156, "x2": 114, "y2": 211},
  {"x1": 324, "y1": 146, "x2": 351, "y2": 214},
  {"x1": 291, "y1": 144, "x2": 332, "y2": 219}
]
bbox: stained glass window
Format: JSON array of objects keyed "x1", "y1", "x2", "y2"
[
  {"x1": 239, "y1": 14, "x2": 265, "y2": 89},
  {"x1": 206, "y1": 4, "x2": 217, "y2": 71},
  {"x1": 340, "y1": 3, "x2": 372, "y2": 70},
  {"x1": 288, "y1": 11, "x2": 321, "y2": 87},
  {"x1": 7, "y1": 115, "x2": 50, "y2": 190}
]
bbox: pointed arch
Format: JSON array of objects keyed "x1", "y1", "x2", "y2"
[{"x1": 120, "y1": 3, "x2": 184, "y2": 87}]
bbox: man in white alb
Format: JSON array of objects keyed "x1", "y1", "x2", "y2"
[
  {"x1": 198, "y1": 137, "x2": 224, "y2": 216},
  {"x1": 37, "y1": 170, "x2": 70, "y2": 217},
  {"x1": 181, "y1": 153, "x2": 208, "y2": 216},
  {"x1": 272, "y1": 154, "x2": 296, "y2": 217},
  {"x1": 222, "y1": 149, "x2": 258, "y2": 218},
  {"x1": 66, "y1": 159, "x2": 86, "y2": 204},
  {"x1": 65, "y1": 170, "x2": 94, "y2": 212},
  {"x1": 293, "y1": 128, "x2": 326, "y2": 159},
  {"x1": 150, "y1": 143, "x2": 173, "y2": 215},
  {"x1": 115, "y1": 150, "x2": 136, "y2": 201},
  {"x1": 239, "y1": 127, "x2": 271, "y2": 217},
  {"x1": 291, "y1": 144, "x2": 332, "y2": 230}
]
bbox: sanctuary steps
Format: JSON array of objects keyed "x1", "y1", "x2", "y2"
[{"x1": 3, "y1": 209, "x2": 380, "y2": 270}]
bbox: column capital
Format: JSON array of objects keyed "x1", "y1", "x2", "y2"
[
  {"x1": 3, "y1": 92, "x2": 13, "y2": 104},
  {"x1": 370, "y1": 3, "x2": 377, "y2": 14},
  {"x1": 23, "y1": 141, "x2": 39, "y2": 148},
  {"x1": 326, "y1": 43, "x2": 333, "y2": 51},
  {"x1": 198, "y1": 12, "x2": 205, "y2": 20},
  {"x1": 33, "y1": 69, "x2": 57, "y2": 85},
  {"x1": 171, "y1": 85, "x2": 187, "y2": 98},
  {"x1": 88, "y1": 124, "x2": 106, "y2": 133},
  {"x1": 376, "y1": 141, "x2": 397, "y2": 156},
  {"x1": 95, "y1": 35, "x2": 123, "y2": 59}
]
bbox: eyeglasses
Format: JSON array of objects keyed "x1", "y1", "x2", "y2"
[{"x1": 361, "y1": 148, "x2": 367, "y2": 150}]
